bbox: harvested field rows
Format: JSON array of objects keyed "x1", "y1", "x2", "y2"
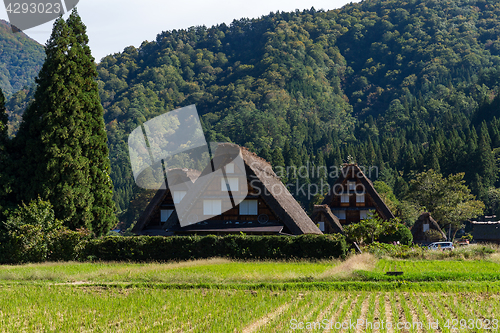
[
  {"x1": 248, "y1": 291, "x2": 499, "y2": 333},
  {"x1": 0, "y1": 286, "x2": 498, "y2": 332}
]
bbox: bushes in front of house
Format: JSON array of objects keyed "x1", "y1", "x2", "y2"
[
  {"x1": 79, "y1": 234, "x2": 347, "y2": 262},
  {"x1": 0, "y1": 232, "x2": 347, "y2": 263},
  {"x1": 0, "y1": 198, "x2": 347, "y2": 263},
  {"x1": 0, "y1": 198, "x2": 92, "y2": 264},
  {"x1": 343, "y1": 212, "x2": 413, "y2": 246}
]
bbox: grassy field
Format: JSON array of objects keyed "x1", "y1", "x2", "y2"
[
  {"x1": 0, "y1": 287, "x2": 499, "y2": 332},
  {"x1": 0, "y1": 258, "x2": 336, "y2": 283},
  {"x1": 1, "y1": 254, "x2": 500, "y2": 284},
  {"x1": 2, "y1": 255, "x2": 500, "y2": 331}
]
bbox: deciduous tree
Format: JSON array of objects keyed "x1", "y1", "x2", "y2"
[{"x1": 406, "y1": 170, "x2": 484, "y2": 239}]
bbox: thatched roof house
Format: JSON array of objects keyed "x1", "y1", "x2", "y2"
[
  {"x1": 139, "y1": 143, "x2": 322, "y2": 236},
  {"x1": 318, "y1": 164, "x2": 395, "y2": 225},
  {"x1": 132, "y1": 168, "x2": 200, "y2": 235},
  {"x1": 311, "y1": 205, "x2": 344, "y2": 234},
  {"x1": 411, "y1": 212, "x2": 446, "y2": 243}
]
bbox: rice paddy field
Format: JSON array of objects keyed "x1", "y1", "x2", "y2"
[{"x1": 1, "y1": 253, "x2": 500, "y2": 332}]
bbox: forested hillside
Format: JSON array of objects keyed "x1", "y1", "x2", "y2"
[
  {"x1": 7, "y1": 0, "x2": 500, "y2": 228},
  {"x1": 0, "y1": 20, "x2": 44, "y2": 98}
]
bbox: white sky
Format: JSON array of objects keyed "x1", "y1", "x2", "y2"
[{"x1": 0, "y1": 0, "x2": 360, "y2": 62}]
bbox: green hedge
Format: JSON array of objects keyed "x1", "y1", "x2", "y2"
[
  {"x1": 0, "y1": 233, "x2": 347, "y2": 263},
  {"x1": 80, "y1": 234, "x2": 347, "y2": 262}
]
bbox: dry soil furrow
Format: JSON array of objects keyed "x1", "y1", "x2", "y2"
[
  {"x1": 310, "y1": 293, "x2": 340, "y2": 331},
  {"x1": 385, "y1": 293, "x2": 394, "y2": 333},
  {"x1": 355, "y1": 293, "x2": 371, "y2": 333},
  {"x1": 403, "y1": 292, "x2": 424, "y2": 333},
  {"x1": 372, "y1": 292, "x2": 381, "y2": 333},
  {"x1": 241, "y1": 302, "x2": 291, "y2": 333},
  {"x1": 339, "y1": 293, "x2": 361, "y2": 333},
  {"x1": 322, "y1": 293, "x2": 352, "y2": 332},
  {"x1": 415, "y1": 293, "x2": 442, "y2": 333}
]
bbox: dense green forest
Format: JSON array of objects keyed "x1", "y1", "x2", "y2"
[
  {"x1": 0, "y1": 20, "x2": 44, "y2": 98},
  {"x1": 6, "y1": 0, "x2": 500, "y2": 230}
]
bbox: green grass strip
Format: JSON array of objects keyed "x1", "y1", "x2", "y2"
[{"x1": 11, "y1": 280, "x2": 500, "y2": 292}]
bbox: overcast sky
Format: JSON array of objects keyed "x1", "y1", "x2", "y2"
[{"x1": 1, "y1": 0, "x2": 360, "y2": 62}]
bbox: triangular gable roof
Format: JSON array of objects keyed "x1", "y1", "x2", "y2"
[
  {"x1": 132, "y1": 168, "x2": 200, "y2": 233},
  {"x1": 322, "y1": 164, "x2": 395, "y2": 220},
  {"x1": 412, "y1": 212, "x2": 447, "y2": 241},
  {"x1": 175, "y1": 143, "x2": 322, "y2": 235},
  {"x1": 311, "y1": 205, "x2": 344, "y2": 234}
]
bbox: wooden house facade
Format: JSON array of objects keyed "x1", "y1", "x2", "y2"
[
  {"x1": 310, "y1": 205, "x2": 344, "y2": 234},
  {"x1": 135, "y1": 144, "x2": 322, "y2": 236},
  {"x1": 132, "y1": 169, "x2": 200, "y2": 236},
  {"x1": 315, "y1": 164, "x2": 395, "y2": 227}
]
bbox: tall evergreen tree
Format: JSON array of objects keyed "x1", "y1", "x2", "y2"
[
  {"x1": 68, "y1": 11, "x2": 116, "y2": 236},
  {"x1": 0, "y1": 88, "x2": 7, "y2": 159},
  {"x1": 0, "y1": 87, "x2": 11, "y2": 217},
  {"x1": 271, "y1": 147, "x2": 287, "y2": 183},
  {"x1": 477, "y1": 130, "x2": 497, "y2": 190},
  {"x1": 259, "y1": 146, "x2": 272, "y2": 163},
  {"x1": 14, "y1": 11, "x2": 116, "y2": 235},
  {"x1": 271, "y1": 148, "x2": 285, "y2": 169}
]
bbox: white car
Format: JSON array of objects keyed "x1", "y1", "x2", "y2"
[{"x1": 428, "y1": 242, "x2": 454, "y2": 251}]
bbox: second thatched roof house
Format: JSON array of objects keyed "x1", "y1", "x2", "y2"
[{"x1": 314, "y1": 163, "x2": 395, "y2": 227}]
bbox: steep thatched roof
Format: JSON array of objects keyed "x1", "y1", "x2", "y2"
[
  {"x1": 411, "y1": 212, "x2": 447, "y2": 243},
  {"x1": 175, "y1": 143, "x2": 322, "y2": 235},
  {"x1": 321, "y1": 164, "x2": 395, "y2": 220},
  {"x1": 311, "y1": 205, "x2": 344, "y2": 234},
  {"x1": 132, "y1": 168, "x2": 200, "y2": 233}
]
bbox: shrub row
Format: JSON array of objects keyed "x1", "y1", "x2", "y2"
[
  {"x1": 0, "y1": 228, "x2": 90, "y2": 264},
  {"x1": 364, "y1": 241, "x2": 497, "y2": 259},
  {"x1": 0, "y1": 234, "x2": 347, "y2": 263},
  {"x1": 81, "y1": 234, "x2": 347, "y2": 261}
]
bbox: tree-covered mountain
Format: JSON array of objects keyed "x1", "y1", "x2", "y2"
[
  {"x1": 0, "y1": 20, "x2": 45, "y2": 98},
  {"x1": 7, "y1": 0, "x2": 500, "y2": 229}
]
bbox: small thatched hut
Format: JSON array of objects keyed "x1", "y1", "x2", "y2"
[{"x1": 411, "y1": 212, "x2": 446, "y2": 243}]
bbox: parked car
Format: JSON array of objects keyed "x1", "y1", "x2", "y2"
[{"x1": 428, "y1": 242, "x2": 454, "y2": 251}]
